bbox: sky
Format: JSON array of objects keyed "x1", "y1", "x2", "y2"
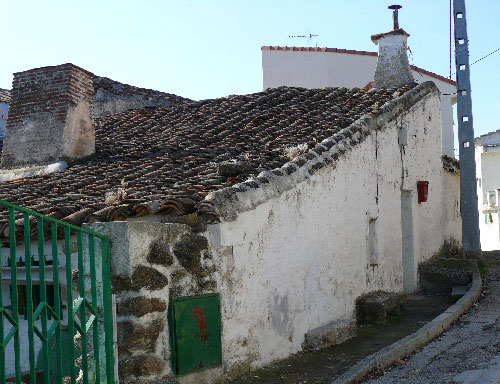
[{"x1": 2, "y1": 0, "x2": 500, "y2": 149}]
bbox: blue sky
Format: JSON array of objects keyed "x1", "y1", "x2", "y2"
[{"x1": 2, "y1": 0, "x2": 499, "y2": 144}]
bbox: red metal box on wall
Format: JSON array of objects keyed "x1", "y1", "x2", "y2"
[{"x1": 417, "y1": 181, "x2": 429, "y2": 203}]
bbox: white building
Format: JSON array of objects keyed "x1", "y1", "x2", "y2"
[
  {"x1": 0, "y1": 25, "x2": 462, "y2": 384},
  {"x1": 476, "y1": 130, "x2": 500, "y2": 251},
  {"x1": 262, "y1": 45, "x2": 457, "y2": 158},
  {"x1": 0, "y1": 89, "x2": 9, "y2": 140}
]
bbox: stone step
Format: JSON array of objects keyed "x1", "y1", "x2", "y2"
[
  {"x1": 418, "y1": 258, "x2": 473, "y2": 296},
  {"x1": 303, "y1": 319, "x2": 356, "y2": 351},
  {"x1": 356, "y1": 291, "x2": 407, "y2": 325},
  {"x1": 451, "y1": 285, "x2": 470, "y2": 302}
]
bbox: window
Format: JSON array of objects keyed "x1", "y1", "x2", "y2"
[
  {"x1": 368, "y1": 218, "x2": 378, "y2": 266},
  {"x1": 9, "y1": 283, "x2": 61, "y2": 320},
  {"x1": 488, "y1": 191, "x2": 497, "y2": 207},
  {"x1": 398, "y1": 126, "x2": 408, "y2": 146},
  {"x1": 485, "y1": 213, "x2": 494, "y2": 224}
]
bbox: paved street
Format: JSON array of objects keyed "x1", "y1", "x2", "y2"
[{"x1": 365, "y1": 253, "x2": 500, "y2": 384}]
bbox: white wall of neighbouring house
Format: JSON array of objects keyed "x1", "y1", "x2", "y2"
[
  {"x1": 476, "y1": 142, "x2": 500, "y2": 251},
  {"x1": 0, "y1": 102, "x2": 8, "y2": 139},
  {"x1": 205, "y1": 90, "x2": 461, "y2": 376},
  {"x1": 262, "y1": 49, "x2": 457, "y2": 158}
]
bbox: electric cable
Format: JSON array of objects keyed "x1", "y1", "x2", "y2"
[{"x1": 450, "y1": 45, "x2": 500, "y2": 77}]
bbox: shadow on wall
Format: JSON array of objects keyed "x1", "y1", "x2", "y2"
[{"x1": 36, "y1": 328, "x2": 81, "y2": 382}]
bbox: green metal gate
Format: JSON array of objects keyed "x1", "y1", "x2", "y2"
[{"x1": 0, "y1": 201, "x2": 115, "y2": 383}]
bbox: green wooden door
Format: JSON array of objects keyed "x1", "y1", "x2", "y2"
[{"x1": 169, "y1": 293, "x2": 222, "y2": 375}]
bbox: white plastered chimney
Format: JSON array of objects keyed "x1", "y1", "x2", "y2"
[{"x1": 371, "y1": 5, "x2": 414, "y2": 89}]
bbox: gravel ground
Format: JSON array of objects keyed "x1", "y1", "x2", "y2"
[{"x1": 364, "y1": 253, "x2": 500, "y2": 384}]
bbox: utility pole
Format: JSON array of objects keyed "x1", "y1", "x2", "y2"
[{"x1": 453, "y1": 0, "x2": 481, "y2": 256}]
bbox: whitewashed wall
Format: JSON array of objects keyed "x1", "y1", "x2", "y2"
[
  {"x1": 0, "y1": 102, "x2": 8, "y2": 139},
  {"x1": 442, "y1": 169, "x2": 462, "y2": 243},
  {"x1": 476, "y1": 141, "x2": 500, "y2": 251},
  {"x1": 262, "y1": 49, "x2": 457, "y2": 158},
  {"x1": 205, "y1": 89, "x2": 461, "y2": 375}
]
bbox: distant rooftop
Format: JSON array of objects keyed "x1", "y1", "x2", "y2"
[
  {"x1": 0, "y1": 89, "x2": 10, "y2": 104},
  {"x1": 476, "y1": 129, "x2": 500, "y2": 147},
  {"x1": 261, "y1": 46, "x2": 456, "y2": 87}
]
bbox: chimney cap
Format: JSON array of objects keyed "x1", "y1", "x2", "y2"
[
  {"x1": 371, "y1": 29, "x2": 410, "y2": 44},
  {"x1": 388, "y1": 4, "x2": 403, "y2": 30}
]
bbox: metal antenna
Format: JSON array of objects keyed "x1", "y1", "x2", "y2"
[
  {"x1": 289, "y1": 33, "x2": 319, "y2": 48},
  {"x1": 388, "y1": 4, "x2": 402, "y2": 30},
  {"x1": 453, "y1": 0, "x2": 481, "y2": 256}
]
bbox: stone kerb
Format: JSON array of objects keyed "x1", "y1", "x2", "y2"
[
  {"x1": 330, "y1": 260, "x2": 482, "y2": 384},
  {"x1": 84, "y1": 221, "x2": 218, "y2": 383}
]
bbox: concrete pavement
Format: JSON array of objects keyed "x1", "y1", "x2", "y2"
[{"x1": 364, "y1": 253, "x2": 500, "y2": 384}]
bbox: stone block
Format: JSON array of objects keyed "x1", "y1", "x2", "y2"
[
  {"x1": 173, "y1": 233, "x2": 208, "y2": 274},
  {"x1": 112, "y1": 265, "x2": 168, "y2": 293},
  {"x1": 356, "y1": 291, "x2": 407, "y2": 325},
  {"x1": 118, "y1": 353, "x2": 165, "y2": 377},
  {"x1": 147, "y1": 239, "x2": 174, "y2": 266},
  {"x1": 117, "y1": 318, "x2": 164, "y2": 353},
  {"x1": 418, "y1": 258, "x2": 473, "y2": 296},
  {"x1": 451, "y1": 285, "x2": 469, "y2": 302},
  {"x1": 217, "y1": 160, "x2": 253, "y2": 176},
  {"x1": 117, "y1": 296, "x2": 167, "y2": 318},
  {"x1": 303, "y1": 319, "x2": 356, "y2": 350}
]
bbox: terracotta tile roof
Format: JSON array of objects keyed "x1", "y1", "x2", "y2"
[
  {"x1": 262, "y1": 45, "x2": 378, "y2": 56},
  {"x1": 261, "y1": 46, "x2": 456, "y2": 87},
  {"x1": 0, "y1": 89, "x2": 10, "y2": 104},
  {"x1": 0, "y1": 83, "x2": 418, "y2": 233},
  {"x1": 477, "y1": 128, "x2": 500, "y2": 140},
  {"x1": 476, "y1": 128, "x2": 500, "y2": 146}
]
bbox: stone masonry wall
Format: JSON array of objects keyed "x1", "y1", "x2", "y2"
[
  {"x1": 93, "y1": 76, "x2": 189, "y2": 118},
  {"x1": 2, "y1": 63, "x2": 95, "y2": 167},
  {"x1": 84, "y1": 221, "x2": 218, "y2": 384}
]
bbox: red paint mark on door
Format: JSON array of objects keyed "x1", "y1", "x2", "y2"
[{"x1": 192, "y1": 305, "x2": 209, "y2": 342}]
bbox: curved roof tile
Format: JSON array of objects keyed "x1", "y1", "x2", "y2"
[{"x1": 0, "y1": 83, "x2": 421, "y2": 231}]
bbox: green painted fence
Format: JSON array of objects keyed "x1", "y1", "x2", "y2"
[{"x1": 0, "y1": 200, "x2": 115, "y2": 383}]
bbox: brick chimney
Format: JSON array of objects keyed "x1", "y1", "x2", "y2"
[
  {"x1": 371, "y1": 5, "x2": 414, "y2": 89},
  {"x1": 1, "y1": 64, "x2": 95, "y2": 168}
]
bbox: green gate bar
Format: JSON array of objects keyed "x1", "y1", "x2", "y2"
[
  {"x1": 51, "y1": 222, "x2": 63, "y2": 384},
  {"x1": 8, "y1": 207, "x2": 21, "y2": 383},
  {"x1": 0, "y1": 211, "x2": 4, "y2": 384},
  {"x1": 37, "y1": 218, "x2": 50, "y2": 384},
  {"x1": 88, "y1": 235, "x2": 101, "y2": 384},
  {"x1": 0, "y1": 201, "x2": 115, "y2": 384}
]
